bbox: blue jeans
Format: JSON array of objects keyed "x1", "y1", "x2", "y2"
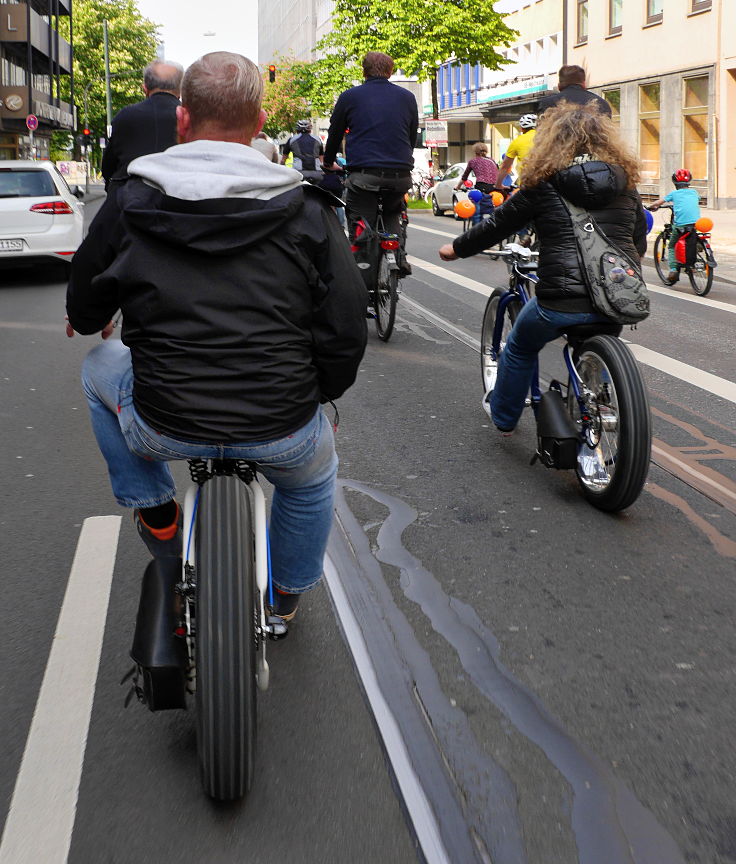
[
  {"x1": 81, "y1": 340, "x2": 338, "y2": 594},
  {"x1": 490, "y1": 297, "x2": 607, "y2": 431}
]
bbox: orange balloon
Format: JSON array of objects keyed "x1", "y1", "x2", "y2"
[
  {"x1": 695, "y1": 216, "x2": 713, "y2": 233},
  {"x1": 491, "y1": 191, "x2": 504, "y2": 207},
  {"x1": 454, "y1": 199, "x2": 475, "y2": 218}
]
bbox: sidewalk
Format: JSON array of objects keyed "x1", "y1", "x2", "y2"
[{"x1": 648, "y1": 204, "x2": 736, "y2": 286}]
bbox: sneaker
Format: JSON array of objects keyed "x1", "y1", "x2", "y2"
[
  {"x1": 272, "y1": 589, "x2": 299, "y2": 622},
  {"x1": 666, "y1": 271, "x2": 679, "y2": 285},
  {"x1": 134, "y1": 504, "x2": 183, "y2": 558}
]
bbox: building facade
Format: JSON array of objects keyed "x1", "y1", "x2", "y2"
[
  {"x1": 569, "y1": 0, "x2": 735, "y2": 207},
  {"x1": 426, "y1": 0, "x2": 563, "y2": 168},
  {"x1": 0, "y1": 0, "x2": 74, "y2": 160}
]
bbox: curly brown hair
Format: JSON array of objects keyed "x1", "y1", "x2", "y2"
[{"x1": 521, "y1": 100, "x2": 640, "y2": 189}]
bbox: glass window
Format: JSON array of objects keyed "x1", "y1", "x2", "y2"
[
  {"x1": 646, "y1": 0, "x2": 663, "y2": 23},
  {"x1": 639, "y1": 83, "x2": 661, "y2": 182},
  {"x1": 603, "y1": 89, "x2": 621, "y2": 123},
  {"x1": 609, "y1": 0, "x2": 622, "y2": 34},
  {"x1": 576, "y1": 0, "x2": 588, "y2": 43},
  {"x1": 0, "y1": 169, "x2": 56, "y2": 198},
  {"x1": 691, "y1": 0, "x2": 711, "y2": 12},
  {"x1": 683, "y1": 76, "x2": 708, "y2": 181}
]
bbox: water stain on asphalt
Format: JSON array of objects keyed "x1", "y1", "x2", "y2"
[{"x1": 338, "y1": 479, "x2": 687, "y2": 864}]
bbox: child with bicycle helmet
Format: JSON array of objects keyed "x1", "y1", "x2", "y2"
[{"x1": 649, "y1": 169, "x2": 701, "y2": 284}]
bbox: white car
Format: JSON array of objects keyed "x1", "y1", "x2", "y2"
[
  {"x1": 0, "y1": 160, "x2": 84, "y2": 267},
  {"x1": 429, "y1": 162, "x2": 471, "y2": 218}
]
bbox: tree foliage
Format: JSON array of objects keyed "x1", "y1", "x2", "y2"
[
  {"x1": 59, "y1": 0, "x2": 159, "y2": 157},
  {"x1": 316, "y1": 0, "x2": 517, "y2": 117},
  {"x1": 261, "y1": 58, "x2": 311, "y2": 137}
]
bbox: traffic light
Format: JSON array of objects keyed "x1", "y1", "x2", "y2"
[
  {"x1": 82, "y1": 127, "x2": 92, "y2": 141},
  {"x1": 268, "y1": 65, "x2": 276, "y2": 83}
]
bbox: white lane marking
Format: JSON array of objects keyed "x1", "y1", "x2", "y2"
[
  {"x1": 408, "y1": 222, "x2": 736, "y2": 314},
  {"x1": 408, "y1": 254, "x2": 491, "y2": 297},
  {"x1": 625, "y1": 344, "x2": 736, "y2": 405},
  {"x1": 323, "y1": 555, "x2": 451, "y2": 864},
  {"x1": 0, "y1": 516, "x2": 121, "y2": 864},
  {"x1": 402, "y1": 290, "x2": 736, "y2": 406}
]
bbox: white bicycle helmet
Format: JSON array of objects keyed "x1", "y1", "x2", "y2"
[
  {"x1": 518, "y1": 113, "x2": 537, "y2": 129},
  {"x1": 296, "y1": 119, "x2": 312, "y2": 132}
]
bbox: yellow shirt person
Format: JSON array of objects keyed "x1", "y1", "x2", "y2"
[{"x1": 495, "y1": 114, "x2": 537, "y2": 187}]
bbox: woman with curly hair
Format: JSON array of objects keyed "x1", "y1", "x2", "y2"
[{"x1": 438, "y1": 101, "x2": 647, "y2": 434}]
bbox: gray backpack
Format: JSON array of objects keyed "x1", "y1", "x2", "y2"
[{"x1": 562, "y1": 198, "x2": 650, "y2": 325}]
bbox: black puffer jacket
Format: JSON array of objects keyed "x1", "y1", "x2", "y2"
[{"x1": 453, "y1": 160, "x2": 647, "y2": 313}]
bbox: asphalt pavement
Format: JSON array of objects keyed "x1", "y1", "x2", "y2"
[{"x1": 1, "y1": 198, "x2": 735, "y2": 864}]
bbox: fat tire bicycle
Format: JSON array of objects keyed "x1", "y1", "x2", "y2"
[
  {"x1": 480, "y1": 244, "x2": 651, "y2": 512},
  {"x1": 649, "y1": 203, "x2": 716, "y2": 296},
  {"x1": 127, "y1": 457, "x2": 288, "y2": 801}
]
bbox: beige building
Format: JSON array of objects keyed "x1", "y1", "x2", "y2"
[{"x1": 569, "y1": 0, "x2": 735, "y2": 207}]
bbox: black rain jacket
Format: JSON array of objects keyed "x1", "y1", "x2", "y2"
[
  {"x1": 453, "y1": 160, "x2": 648, "y2": 313},
  {"x1": 67, "y1": 181, "x2": 367, "y2": 443}
]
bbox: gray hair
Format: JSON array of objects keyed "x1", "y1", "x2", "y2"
[
  {"x1": 182, "y1": 52, "x2": 263, "y2": 133},
  {"x1": 143, "y1": 60, "x2": 184, "y2": 94}
]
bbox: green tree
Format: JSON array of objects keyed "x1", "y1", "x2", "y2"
[
  {"x1": 59, "y1": 0, "x2": 159, "y2": 161},
  {"x1": 315, "y1": 0, "x2": 517, "y2": 119},
  {"x1": 261, "y1": 59, "x2": 311, "y2": 137}
]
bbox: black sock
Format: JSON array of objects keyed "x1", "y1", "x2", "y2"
[{"x1": 139, "y1": 501, "x2": 178, "y2": 529}]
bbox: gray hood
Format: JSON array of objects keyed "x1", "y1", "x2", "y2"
[{"x1": 128, "y1": 139, "x2": 305, "y2": 201}]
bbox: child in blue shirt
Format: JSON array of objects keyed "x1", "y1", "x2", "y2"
[{"x1": 650, "y1": 168, "x2": 701, "y2": 284}]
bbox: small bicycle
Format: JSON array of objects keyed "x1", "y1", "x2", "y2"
[
  {"x1": 649, "y1": 203, "x2": 717, "y2": 296},
  {"x1": 127, "y1": 458, "x2": 287, "y2": 801},
  {"x1": 480, "y1": 244, "x2": 651, "y2": 512},
  {"x1": 351, "y1": 197, "x2": 402, "y2": 341}
]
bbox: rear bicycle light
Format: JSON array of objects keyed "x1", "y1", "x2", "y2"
[
  {"x1": 30, "y1": 200, "x2": 74, "y2": 215},
  {"x1": 380, "y1": 239, "x2": 400, "y2": 250}
]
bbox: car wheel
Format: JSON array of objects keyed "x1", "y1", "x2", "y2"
[
  {"x1": 452, "y1": 196, "x2": 461, "y2": 220},
  {"x1": 431, "y1": 194, "x2": 443, "y2": 217}
]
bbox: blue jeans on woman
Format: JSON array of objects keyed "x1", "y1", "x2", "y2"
[
  {"x1": 81, "y1": 340, "x2": 338, "y2": 594},
  {"x1": 490, "y1": 297, "x2": 607, "y2": 431}
]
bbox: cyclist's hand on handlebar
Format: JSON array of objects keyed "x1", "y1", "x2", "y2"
[
  {"x1": 101, "y1": 320, "x2": 115, "y2": 340},
  {"x1": 439, "y1": 243, "x2": 458, "y2": 261},
  {"x1": 646, "y1": 204, "x2": 659, "y2": 212}
]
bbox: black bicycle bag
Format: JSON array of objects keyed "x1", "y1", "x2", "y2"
[
  {"x1": 129, "y1": 558, "x2": 187, "y2": 711},
  {"x1": 535, "y1": 386, "x2": 579, "y2": 470}
]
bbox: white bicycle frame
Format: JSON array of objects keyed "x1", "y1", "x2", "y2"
[{"x1": 182, "y1": 470, "x2": 272, "y2": 692}]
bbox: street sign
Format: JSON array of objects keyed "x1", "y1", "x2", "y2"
[
  {"x1": 425, "y1": 119, "x2": 448, "y2": 147},
  {"x1": 26, "y1": 114, "x2": 38, "y2": 131}
]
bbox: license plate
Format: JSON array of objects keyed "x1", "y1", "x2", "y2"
[
  {"x1": 0, "y1": 239, "x2": 23, "y2": 252},
  {"x1": 384, "y1": 252, "x2": 396, "y2": 264}
]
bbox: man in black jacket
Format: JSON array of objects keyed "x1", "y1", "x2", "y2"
[
  {"x1": 324, "y1": 52, "x2": 418, "y2": 274},
  {"x1": 538, "y1": 65, "x2": 612, "y2": 118},
  {"x1": 67, "y1": 52, "x2": 367, "y2": 621},
  {"x1": 101, "y1": 60, "x2": 183, "y2": 190}
]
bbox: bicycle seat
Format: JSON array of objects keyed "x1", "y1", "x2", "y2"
[{"x1": 564, "y1": 322, "x2": 623, "y2": 345}]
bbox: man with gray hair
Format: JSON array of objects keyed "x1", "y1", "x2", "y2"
[
  {"x1": 67, "y1": 52, "x2": 367, "y2": 623},
  {"x1": 101, "y1": 59, "x2": 184, "y2": 190}
]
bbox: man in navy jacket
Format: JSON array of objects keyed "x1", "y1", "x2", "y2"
[
  {"x1": 324, "y1": 52, "x2": 418, "y2": 274},
  {"x1": 101, "y1": 60, "x2": 183, "y2": 190}
]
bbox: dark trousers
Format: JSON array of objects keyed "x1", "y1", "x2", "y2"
[{"x1": 344, "y1": 171, "x2": 411, "y2": 241}]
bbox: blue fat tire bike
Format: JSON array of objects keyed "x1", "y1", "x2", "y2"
[{"x1": 479, "y1": 245, "x2": 652, "y2": 512}]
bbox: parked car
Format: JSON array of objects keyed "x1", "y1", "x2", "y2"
[
  {"x1": 429, "y1": 163, "x2": 472, "y2": 218},
  {"x1": 0, "y1": 160, "x2": 84, "y2": 267}
]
